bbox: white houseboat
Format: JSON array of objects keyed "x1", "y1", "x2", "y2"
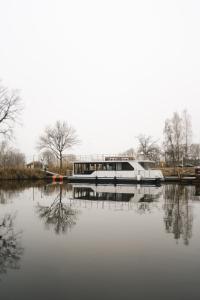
[{"x1": 69, "y1": 156, "x2": 164, "y2": 184}]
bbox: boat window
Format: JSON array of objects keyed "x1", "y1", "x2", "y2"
[
  {"x1": 74, "y1": 163, "x2": 96, "y2": 175},
  {"x1": 74, "y1": 162, "x2": 134, "y2": 174},
  {"x1": 116, "y1": 162, "x2": 134, "y2": 171},
  {"x1": 100, "y1": 163, "x2": 116, "y2": 171},
  {"x1": 107, "y1": 163, "x2": 116, "y2": 170},
  {"x1": 122, "y1": 162, "x2": 134, "y2": 170},
  {"x1": 139, "y1": 162, "x2": 155, "y2": 170},
  {"x1": 96, "y1": 163, "x2": 103, "y2": 171},
  {"x1": 116, "y1": 163, "x2": 122, "y2": 171}
]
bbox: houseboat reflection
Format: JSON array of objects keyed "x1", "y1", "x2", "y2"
[{"x1": 72, "y1": 184, "x2": 163, "y2": 203}]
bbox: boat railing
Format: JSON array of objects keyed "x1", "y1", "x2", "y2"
[{"x1": 72, "y1": 154, "x2": 135, "y2": 162}]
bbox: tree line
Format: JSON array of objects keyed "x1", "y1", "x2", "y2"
[
  {"x1": 0, "y1": 80, "x2": 199, "y2": 171},
  {"x1": 122, "y1": 110, "x2": 200, "y2": 167},
  {"x1": 0, "y1": 81, "x2": 79, "y2": 171}
]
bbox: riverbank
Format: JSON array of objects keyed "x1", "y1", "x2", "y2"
[
  {"x1": 0, "y1": 168, "x2": 45, "y2": 180},
  {"x1": 0, "y1": 166, "x2": 197, "y2": 182},
  {"x1": 159, "y1": 167, "x2": 195, "y2": 177}
]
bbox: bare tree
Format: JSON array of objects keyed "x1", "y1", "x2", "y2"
[
  {"x1": 163, "y1": 112, "x2": 183, "y2": 167},
  {"x1": 164, "y1": 119, "x2": 176, "y2": 167},
  {"x1": 120, "y1": 147, "x2": 136, "y2": 158},
  {"x1": 173, "y1": 112, "x2": 183, "y2": 163},
  {"x1": 190, "y1": 143, "x2": 200, "y2": 163},
  {"x1": 136, "y1": 134, "x2": 160, "y2": 161},
  {"x1": 37, "y1": 121, "x2": 79, "y2": 172},
  {"x1": 0, "y1": 83, "x2": 22, "y2": 137},
  {"x1": 39, "y1": 150, "x2": 56, "y2": 168},
  {"x1": 182, "y1": 109, "x2": 192, "y2": 162},
  {"x1": 0, "y1": 141, "x2": 25, "y2": 168}
]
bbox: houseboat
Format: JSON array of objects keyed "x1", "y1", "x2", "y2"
[{"x1": 69, "y1": 157, "x2": 164, "y2": 184}]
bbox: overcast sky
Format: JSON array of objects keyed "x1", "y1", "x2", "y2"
[{"x1": 0, "y1": 0, "x2": 200, "y2": 160}]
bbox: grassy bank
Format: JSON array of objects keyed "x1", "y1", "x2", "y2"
[
  {"x1": 0, "y1": 166, "x2": 196, "y2": 180},
  {"x1": 48, "y1": 166, "x2": 73, "y2": 176},
  {"x1": 0, "y1": 168, "x2": 45, "y2": 180},
  {"x1": 159, "y1": 167, "x2": 195, "y2": 177}
]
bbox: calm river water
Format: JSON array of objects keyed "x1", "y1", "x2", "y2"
[{"x1": 1, "y1": 182, "x2": 200, "y2": 300}]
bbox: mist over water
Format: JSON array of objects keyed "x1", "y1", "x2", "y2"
[{"x1": 0, "y1": 182, "x2": 200, "y2": 300}]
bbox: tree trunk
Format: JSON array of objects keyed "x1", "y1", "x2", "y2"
[
  {"x1": 172, "y1": 151, "x2": 176, "y2": 174},
  {"x1": 59, "y1": 153, "x2": 63, "y2": 174}
]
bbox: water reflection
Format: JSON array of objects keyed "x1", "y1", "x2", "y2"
[
  {"x1": 164, "y1": 185, "x2": 193, "y2": 245},
  {"x1": 72, "y1": 183, "x2": 195, "y2": 245},
  {"x1": 195, "y1": 185, "x2": 200, "y2": 196},
  {"x1": 72, "y1": 184, "x2": 162, "y2": 213},
  {"x1": 0, "y1": 181, "x2": 48, "y2": 204},
  {"x1": 42, "y1": 182, "x2": 72, "y2": 196},
  {"x1": 36, "y1": 185, "x2": 79, "y2": 234},
  {"x1": 0, "y1": 182, "x2": 197, "y2": 246},
  {"x1": 0, "y1": 214, "x2": 23, "y2": 279}
]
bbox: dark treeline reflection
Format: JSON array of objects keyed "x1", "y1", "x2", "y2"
[
  {"x1": 0, "y1": 214, "x2": 23, "y2": 279},
  {"x1": 164, "y1": 185, "x2": 193, "y2": 245},
  {"x1": 36, "y1": 184, "x2": 79, "y2": 234},
  {"x1": 0, "y1": 180, "x2": 49, "y2": 204}
]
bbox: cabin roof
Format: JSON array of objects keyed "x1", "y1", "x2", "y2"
[{"x1": 73, "y1": 160, "x2": 155, "y2": 164}]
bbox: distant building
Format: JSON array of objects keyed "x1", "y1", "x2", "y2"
[{"x1": 26, "y1": 161, "x2": 43, "y2": 169}]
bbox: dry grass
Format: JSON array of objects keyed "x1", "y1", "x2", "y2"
[
  {"x1": 159, "y1": 167, "x2": 195, "y2": 177},
  {"x1": 0, "y1": 166, "x2": 196, "y2": 180},
  {"x1": 48, "y1": 166, "x2": 73, "y2": 176},
  {"x1": 0, "y1": 168, "x2": 45, "y2": 180}
]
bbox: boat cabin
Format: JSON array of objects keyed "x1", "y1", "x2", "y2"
[{"x1": 73, "y1": 160, "x2": 156, "y2": 175}]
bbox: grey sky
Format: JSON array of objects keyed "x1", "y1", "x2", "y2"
[{"x1": 0, "y1": 0, "x2": 200, "y2": 159}]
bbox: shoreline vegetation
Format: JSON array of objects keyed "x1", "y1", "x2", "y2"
[
  {"x1": 0, "y1": 167, "x2": 195, "y2": 180},
  {"x1": 160, "y1": 167, "x2": 195, "y2": 177},
  {"x1": 0, "y1": 82, "x2": 200, "y2": 184},
  {"x1": 0, "y1": 168, "x2": 46, "y2": 180}
]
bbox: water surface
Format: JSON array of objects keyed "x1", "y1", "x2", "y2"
[{"x1": 0, "y1": 182, "x2": 200, "y2": 300}]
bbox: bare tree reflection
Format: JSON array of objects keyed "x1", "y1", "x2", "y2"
[
  {"x1": 0, "y1": 214, "x2": 23, "y2": 278},
  {"x1": 36, "y1": 185, "x2": 79, "y2": 234},
  {"x1": 135, "y1": 194, "x2": 161, "y2": 214},
  {"x1": 164, "y1": 185, "x2": 193, "y2": 245}
]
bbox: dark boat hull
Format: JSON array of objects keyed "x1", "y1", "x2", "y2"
[{"x1": 68, "y1": 176, "x2": 162, "y2": 185}]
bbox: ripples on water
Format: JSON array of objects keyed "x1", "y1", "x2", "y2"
[{"x1": 0, "y1": 182, "x2": 200, "y2": 300}]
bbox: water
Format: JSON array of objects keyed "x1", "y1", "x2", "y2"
[{"x1": 0, "y1": 182, "x2": 200, "y2": 300}]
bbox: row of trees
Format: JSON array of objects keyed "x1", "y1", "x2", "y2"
[
  {"x1": 0, "y1": 81, "x2": 199, "y2": 170},
  {"x1": 0, "y1": 141, "x2": 25, "y2": 168},
  {"x1": 122, "y1": 110, "x2": 200, "y2": 167},
  {"x1": 37, "y1": 109, "x2": 199, "y2": 171},
  {"x1": 0, "y1": 82, "x2": 78, "y2": 171}
]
